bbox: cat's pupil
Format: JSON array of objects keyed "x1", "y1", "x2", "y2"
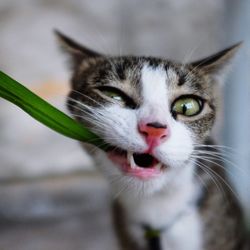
[
  {"x1": 171, "y1": 96, "x2": 202, "y2": 117},
  {"x1": 182, "y1": 104, "x2": 187, "y2": 114}
]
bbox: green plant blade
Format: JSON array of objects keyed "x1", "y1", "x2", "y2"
[{"x1": 0, "y1": 71, "x2": 107, "y2": 150}]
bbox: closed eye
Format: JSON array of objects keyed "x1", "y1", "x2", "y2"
[{"x1": 96, "y1": 86, "x2": 137, "y2": 109}]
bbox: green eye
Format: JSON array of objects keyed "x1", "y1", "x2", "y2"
[
  {"x1": 97, "y1": 86, "x2": 137, "y2": 109},
  {"x1": 172, "y1": 96, "x2": 203, "y2": 117},
  {"x1": 102, "y1": 90, "x2": 125, "y2": 102}
]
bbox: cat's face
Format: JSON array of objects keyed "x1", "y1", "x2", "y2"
[{"x1": 57, "y1": 31, "x2": 240, "y2": 196}]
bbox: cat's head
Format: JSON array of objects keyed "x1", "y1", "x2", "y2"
[{"x1": 56, "y1": 31, "x2": 241, "y2": 196}]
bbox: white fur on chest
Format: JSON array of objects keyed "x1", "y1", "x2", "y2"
[
  {"x1": 119, "y1": 178, "x2": 203, "y2": 250},
  {"x1": 120, "y1": 176, "x2": 197, "y2": 227},
  {"x1": 162, "y1": 208, "x2": 203, "y2": 250}
]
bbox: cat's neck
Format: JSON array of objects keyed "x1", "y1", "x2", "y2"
[{"x1": 115, "y1": 161, "x2": 201, "y2": 230}]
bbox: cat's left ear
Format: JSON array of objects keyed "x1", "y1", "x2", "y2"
[
  {"x1": 54, "y1": 30, "x2": 101, "y2": 69},
  {"x1": 190, "y1": 42, "x2": 242, "y2": 82}
]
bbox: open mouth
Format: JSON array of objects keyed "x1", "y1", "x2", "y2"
[
  {"x1": 108, "y1": 148, "x2": 164, "y2": 179},
  {"x1": 127, "y1": 152, "x2": 161, "y2": 169}
]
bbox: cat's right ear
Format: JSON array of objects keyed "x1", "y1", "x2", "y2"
[
  {"x1": 189, "y1": 42, "x2": 242, "y2": 83},
  {"x1": 54, "y1": 30, "x2": 101, "y2": 69}
]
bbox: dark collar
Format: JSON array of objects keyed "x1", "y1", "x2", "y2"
[{"x1": 144, "y1": 226, "x2": 161, "y2": 250}]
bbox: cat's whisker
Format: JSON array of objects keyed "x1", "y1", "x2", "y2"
[
  {"x1": 110, "y1": 174, "x2": 124, "y2": 186},
  {"x1": 67, "y1": 100, "x2": 115, "y2": 128},
  {"x1": 71, "y1": 90, "x2": 107, "y2": 108},
  {"x1": 69, "y1": 112, "x2": 109, "y2": 130},
  {"x1": 184, "y1": 53, "x2": 215, "y2": 80},
  {"x1": 112, "y1": 176, "x2": 132, "y2": 199},
  {"x1": 192, "y1": 149, "x2": 231, "y2": 163},
  {"x1": 193, "y1": 144, "x2": 240, "y2": 158},
  {"x1": 193, "y1": 159, "x2": 229, "y2": 203},
  {"x1": 196, "y1": 158, "x2": 240, "y2": 203},
  {"x1": 194, "y1": 143, "x2": 238, "y2": 153},
  {"x1": 189, "y1": 159, "x2": 211, "y2": 193},
  {"x1": 195, "y1": 155, "x2": 244, "y2": 175},
  {"x1": 180, "y1": 38, "x2": 206, "y2": 71},
  {"x1": 192, "y1": 150, "x2": 246, "y2": 175},
  {"x1": 106, "y1": 59, "x2": 122, "y2": 82},
  {"x1": 193, "y1": 151, "x2": 234, "y2": 162},
  {"x1": 68, "y1": 98, "x2": 139, "y2": 140},
  {"x1": 192, "y1": 155, "x2": 237, "y2": 179},
  {"x1": 193, "y1": 152, "x2": 236, "y2": 169}
]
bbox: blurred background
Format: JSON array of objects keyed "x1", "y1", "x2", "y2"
[{"x1": 0, "y1": 0, "x2": 249, "y2": 249}]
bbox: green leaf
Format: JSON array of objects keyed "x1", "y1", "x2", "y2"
[{"x1": 0, "y1": 71, "x2": 108, "y2": 150}]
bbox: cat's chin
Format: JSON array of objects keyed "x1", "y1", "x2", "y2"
[{"x1": 107, "y1": 148, "x2": 167, "y2": 180}]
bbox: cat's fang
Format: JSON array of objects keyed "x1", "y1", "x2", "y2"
[
  {"x1": 127, "y1": 151, "x2": 132, "y2": 164},
  {"x1": 127, "y1": 151, "x2": 136, "y2": 169},
  {"x1": 155, "y1": 162, "x2": 162, "y2": 170}
]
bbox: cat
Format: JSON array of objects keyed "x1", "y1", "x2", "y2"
[{"x1": 56, "y1": 30, "x2": 249, "y2": 250}]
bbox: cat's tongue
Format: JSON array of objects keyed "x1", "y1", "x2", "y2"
[
  {"x1": 108, "y1": 151, "x2": 162, "y2": 179},
  {"x1": 123, "y1": 165, "x2": 161, "y2": 179}
]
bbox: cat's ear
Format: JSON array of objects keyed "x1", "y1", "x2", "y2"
[
  {"x1": 190, "y1": 42, "x2": 242, "y2": 82},
  {"x1": 54, "y1": 30, "x2": 101, "y2": 68}
]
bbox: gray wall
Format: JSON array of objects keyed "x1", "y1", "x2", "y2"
[{"x1": 224, "y1": 0, "x2": 250, "y2": 221}]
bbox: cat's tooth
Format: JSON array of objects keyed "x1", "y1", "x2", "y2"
[
  {"x1": 130, "y1": 156, "x2": 137, "y2": 169},
  {"x1": 155, "y1": 162, "x2": 162, "y2": 170},
  {"x1": 127, "y1": 151, "x2": 136, "y2": 169},
  {"x1": 127, "y1": 151, "x2": 132, "y2": 164}
]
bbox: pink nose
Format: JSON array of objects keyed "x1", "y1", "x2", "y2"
[{"x1": 138, "y1": 122, "x2": 169, "y2": 148}]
